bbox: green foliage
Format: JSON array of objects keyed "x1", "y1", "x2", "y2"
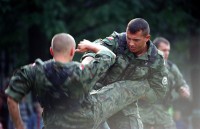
[{"x1": 0, "y1": 0, "x2": 199, "y2": 65}]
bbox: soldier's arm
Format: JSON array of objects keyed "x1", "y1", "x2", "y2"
[
  {"x1": 171, "y1": 64, "x2": 190, "y2": 98},
  {"x1": 77, "y1": 39, "x2": 116, "y2": 65},
  {"x1": 80, "y1": 32, "x2": 118, "y2": 64},
  {"x1": 7, "y1": 96, "x2": 26, "y2": 129},
  {"x1": 76, "y1": 41, "x2": 116, "y2": 91},
  {"x1": 5, "y1": 65, "x2": 35, "y2": 102},
  {"x1": 5, "y1": 65, "x2": 35, "y2": 129}
]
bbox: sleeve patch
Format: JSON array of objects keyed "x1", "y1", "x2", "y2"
[
  {"x1": 106, "y1": 37, "x2": 114, "y2": 40},
  {"x1": 79, "y1": 64, "x2": 85, "y2": 70}
]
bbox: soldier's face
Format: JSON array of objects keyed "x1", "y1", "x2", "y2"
[
  {"x1": 157, "y1": 42, "x2": 170, "y2": 60},
  {"x1": 126, "y1": 30, "x2": 150, "y2": 55}
]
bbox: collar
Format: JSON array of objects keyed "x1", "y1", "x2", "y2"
[{"x1": 125, "y1": 40, "x2": 154, "y2": 61}]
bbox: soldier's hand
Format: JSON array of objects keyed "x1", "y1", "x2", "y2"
[
  {"x1": 76, "y1": 39, "x2": 114, "y2": 54},
  {"x1": 75, "y1": 39, "x2": 92, "y2": 53},
  {"x1": 179, "y1": 86, "x2": 190, "y2": 98}
]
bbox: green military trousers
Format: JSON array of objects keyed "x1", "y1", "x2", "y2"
[
  {"x1": 107, "y1": 104, "x2": 143, "y2": 129},
  {"x1": 91, "y1": 80, "x2": 148, "y2": 129},
  {"x1": 97, "y1": 104, "x2": 143, "y2": 129},
  {"x1": 139, "y1": 105, "x2": 177, "y2": 129},
  {"x1": 97, "y1": 121, "x2": 110, "y2": 129},
  {"x1": 143, "y1": 123, "x2": 176, "y2": 129}
]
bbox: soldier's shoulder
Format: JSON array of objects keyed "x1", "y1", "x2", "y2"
[
  {"x1": 153, "y1": 50, "x2": 165, "y2": 63},
  {"x1": 102, "y1": 31, "x2": 121, "y2": 44},
  {"x1": 110, "y1": 31, "x2": 126, "y2": 39},
  {"x1": 71, "y1": 61, "x2": 81, "y2": 66},
  {"x1": 169, "y1": 62, "x2": 180, "y2": 72},
  {"x1": 21, "y1": 58, "x2": 44, "y2": 70},
  {"x1": 148, "y1": 45, "x2": 165, "y2": 68},
  {"x1": 69, "y1": 61, "x2": 84, "y2": 71},
  {"x1": 110, "y1": 31, "x2": 119, "y2": 37},
  {"x1": 103, "y1": 31, "x2": 122, "y2": 43},
  {"x1": 35, "y1": 58, "x2": 45, "y2": 66},
  {"x1": 157, "y1": 50, "x2": 164, "y2": 58},
  {"x1": 148, "y1": 41, "x2": 162, "y2": 59},
  {"x1": 148, "y1": 43, "x2": 164, "y2": 61},
  {"x1": 103, "y1": 32, "x2": 127, "y2": 52},
  {"x1": 167, "y1": 60, "x2": 175, "y2": 67}
]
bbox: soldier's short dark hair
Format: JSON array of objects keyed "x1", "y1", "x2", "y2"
[
  {"x1": 127, "y1": 18, "x2": 150, "y2": 36},
  {"x1": 153, "y1": 37, "x2": 170, "y2": 48}
]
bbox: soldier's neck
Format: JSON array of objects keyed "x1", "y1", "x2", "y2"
[
  {"x1": 53, "y1": 57, "x2": 71, "y2": 64},
  {"x1": 135, "y1": 45, "x2": 148, "y2": 57}
]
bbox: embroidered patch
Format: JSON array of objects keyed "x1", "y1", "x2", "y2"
[
  {"x1": 107, "y1": 37, "x2": 114, "y2": 40},
  {"x1": 79, "y1": 64, "x2": 84, "y2": 70},
  {"x1": 162, "y1": 76, "x2": 168, "y2": 85}
]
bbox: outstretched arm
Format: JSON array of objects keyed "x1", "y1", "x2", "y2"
[
  {"x1": 76, "y1": 39, "x2": 115, "y2": 64},
  {"x1": 7, "y1": 96, "x2": 26, "y2": 129},
  {"x1": 75, "y1": 39, "x2": 116, "y2": 91},
  {"x1": 76, "y1": 39, "x2": 112, "y2": 53},
  {"x1": 171, "y1": 64, "x2": 191, "y2": 99}
]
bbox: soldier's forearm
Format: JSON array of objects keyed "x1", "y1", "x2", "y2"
[{"x1": 7, "y1": 96, "x2": 25, "y2": 129}]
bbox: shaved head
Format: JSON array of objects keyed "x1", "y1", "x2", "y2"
[
  {"x1": 51, "y1": 33, "x2": 76, "y2": 55},
  {"x1": 127, "y1": 18, "x2": 150, "y2": 36}
]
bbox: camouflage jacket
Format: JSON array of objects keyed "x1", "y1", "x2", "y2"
[
  {"x1": 166, "y1": 60, "x2": 189, "y2": 94},
  {"x1": 82, "y1": 32, "x2": 168, "y2": 104},
  {"x1": 5, "y1": 50, "x2": 115, "y2": 129},
  {"x1": 139, "y1": 60, "x2": 189, "y2": 125}
]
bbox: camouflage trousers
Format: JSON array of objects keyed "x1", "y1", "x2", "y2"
[
  {"x1": 97, "y1": 121, "x2": 110, "y2": 129},
  {"x1": 97, "y1": 118, "x2": 143, "y2": 129},
  {"x1": 91, "y1": 80, "x2": 148, "y2": 129},
  {"x1": 96, "y1": 88, "x2": 144, "y2": 129},
  {"x1": 143, "y1": 123, "x2": 177, "y2": 129},
  {"x1": 139, "y1": 104, "x2": 176, "y2": 129},
  {"x1": 106, "y1": 106, "x2": 143, "y2": 129}
]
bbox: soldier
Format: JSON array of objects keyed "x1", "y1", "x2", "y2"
[
  {"x1": 138, "y1": 37, "x2": 190, "y2": 129},
  {"x1": 81, "y1": 18, "x2": 168, "y2": 129},
  {"x1": 5, "y1": 33, "x2": 149, "y2": 129}
]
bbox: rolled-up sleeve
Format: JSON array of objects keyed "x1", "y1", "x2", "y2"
[{"x1": 5, "y1": 66, "x2": 34, "y2": 102}]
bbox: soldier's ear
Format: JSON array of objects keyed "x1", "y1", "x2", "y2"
[
  {"x1": 69, "y1": 48, "x2": 75, "y2": 57},
  {"x1": 50, "y1": 47, "x2": 54, "y2": 56},
  {"x1": 145, "y1": 34, "x2": 151, "y2": 41}
]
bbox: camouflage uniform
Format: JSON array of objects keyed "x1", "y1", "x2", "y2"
[
  {"x1": 138, "y1": 60, "x2": 189, "y2": 129},
  {"x1": 97, "y1": 121, "x2": 110, "y2": 129},
  {"x1": 5, "y1": 50, "x2": 149, "y2": 129},
  {"x1": 82, "y1": 32, "x2": 168, "y2": 129}
]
